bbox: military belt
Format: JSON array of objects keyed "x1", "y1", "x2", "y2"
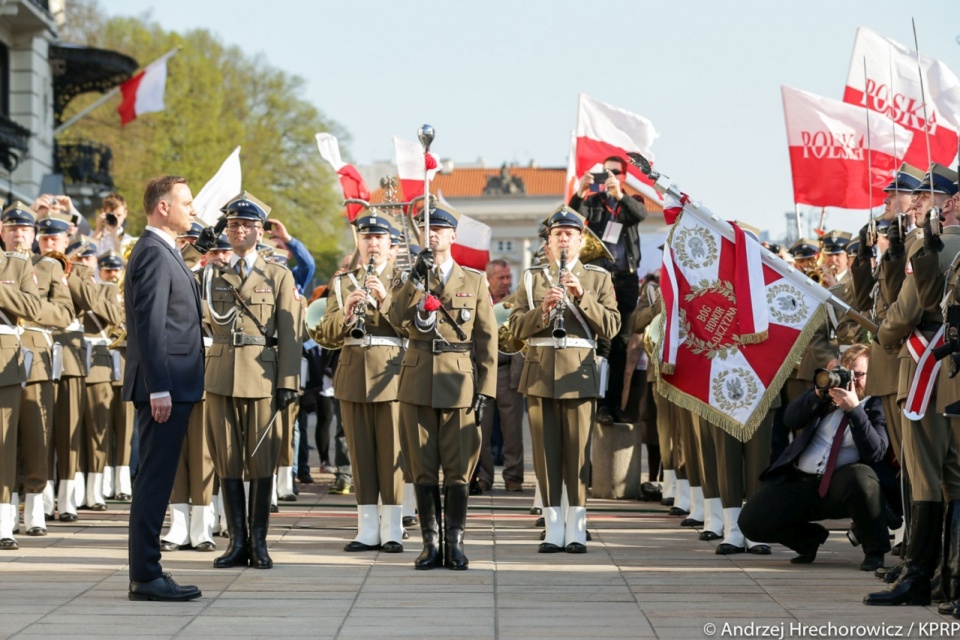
[
  {"x1": 343, "y1": 336, "x2": 406, "y2": 348},
  {"x1": 527, "y1": 337, "x2": 596, "y2": 349},
  {"x1": 214, "y1": 333, "x2": 277, "y2": 347},
  {"x1": 408, "y1": 339, "x2": 473, "y2": 354},
  {"x1": 0, "y1": 324, "x2": 22, "y2": 336}
]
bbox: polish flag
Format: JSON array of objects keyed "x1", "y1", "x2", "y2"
[
  {"x1": 843, "y1": 27, "x2": 960, "y2": 169},
  {"x1": 438, "y1": 190, "x2": 491, "y2": 270},
  {"x1": 393, "y1": 136, "x2": 440, "y2": 204},
  {"x1": 193, "y1": 146, "x2": 242, "y2": 226},
  {"x1": 117, "y1": 50, "x2": 176, "y2": 126},
  {"x1": 782, "y1": 86, "x2": 913, "y2": 209},
  {"x1": 574, "y1": 93, "x2": 662, "y2": 203},
  {"x1": 316, "y1": 133, "x2": 370, "y2": 221}
]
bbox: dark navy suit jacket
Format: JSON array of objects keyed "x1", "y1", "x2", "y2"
[{"x1": 122, "y1": 229, "x2": 204, "y2": 404}]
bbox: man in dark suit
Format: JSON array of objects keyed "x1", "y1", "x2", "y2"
[
  {"x1": 739, "y1": 343, "x2": 893, "y2": 572},
  {"x1": 124, "y1": 176, "x2": 205, "y2": 601}
]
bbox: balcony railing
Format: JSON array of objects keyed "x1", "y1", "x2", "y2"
[
  {"x1": 0, "y1": 113, "x2": 31, "y2": 172},
  {"x1": 55, "y1": 140, "x2": 113, "y2": 189}
]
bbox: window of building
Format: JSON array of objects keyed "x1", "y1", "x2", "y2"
[{"x1": 496, "y1": 240, "x2": 513, "y2": 252}]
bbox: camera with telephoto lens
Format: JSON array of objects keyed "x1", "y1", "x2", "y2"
[
  {"x1": 814, "y1": 366, "x2": 852, "y2": 391},
  {"x1": 105, "y1": 212, "x2": 118, "y2": 227}
]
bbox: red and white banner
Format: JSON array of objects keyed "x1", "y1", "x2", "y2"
[
  {"x1": 393, "y1": 136, "x2": 440, "y2": 203},
  {"x1": 574, "y1": 93, "x2": 662, "y2": 203},
  {"x1": 843, "y1": 27, "x2": 960, "y2": 169},
  {"x1": 193, "y1": 146, "x2": 242, "y2": 226},
  {"x1": 118, "y1": 50, "x2": 176, "y2": 126},
  {"x1": 782, "y1": 86, "x2": 913, "y2": 209},
  {"x1": 655, "y1": 195, "x2": 832, "y2": 440},
  {"x1": 316, "y1": 133, "x2": 371, "y2": 221},
  {"x1": 436, "y1": 191, "x2": 491, "y2": 270}
]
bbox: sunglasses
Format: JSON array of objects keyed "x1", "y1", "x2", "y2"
[{"x1": 605, "y1": 169, "x2": 624, "y2": 176}]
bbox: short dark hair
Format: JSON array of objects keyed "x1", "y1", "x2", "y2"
[
  {"x1": 603, "y1": 156, "x2": 627, "y2": 171},
  {"x1": 102, "y1": 192, "x2": 126, "y2": 212},
  {"x1": 143, "y1": 176, "x2": 187, "y2": 215}
]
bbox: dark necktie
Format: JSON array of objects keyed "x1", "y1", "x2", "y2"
[{"x1": 818, "y1": 415, "x2": 850, "y2": 498}]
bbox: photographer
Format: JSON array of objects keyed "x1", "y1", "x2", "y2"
[
  {"x1": 262, "y1": 218, "x2": 315, "y2": 294},
  {"x1": 92, "y1": 193, "x2": 132, "y2": 255},
  {"x1": 738, "y1": 344, "x2": 893, "y2": 572}
]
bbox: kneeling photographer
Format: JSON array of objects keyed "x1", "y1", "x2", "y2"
[{"x1": 739, "y1": 344, "x2": 894, "y2": 571}]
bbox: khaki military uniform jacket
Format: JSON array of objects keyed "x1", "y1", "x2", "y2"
[
  {"x1": 203, "y1": 256, "x2": 302, "y2": 398},
  {"x1": 388, "y1": 262, "x2": 496, "y2": 408},
  {"x1": 851, "y1": 255, "x2": 899, "y2": 397},
  {"x1": 317, "y1": 263, "x2": 403, "y2": 403},
  {"x1": 54, "y1": 264, "x2": 123, "y2": 379},
  {"x1": 630, "y1": 279, "x2": 660, "y2": 336},
  {"x1": 0, "y1": 252, "x2": 53, "y2": 386},
  {"x1": 509, "y1": 260, "x2": 621, "y2": 399},
  {"x1": 82, "y1": 281, "x2": 123, "y2": 385},
  {"x1": 21, "y1": 254, "x2": 74, "y2": 382}
]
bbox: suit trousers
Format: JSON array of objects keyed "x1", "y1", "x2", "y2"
[
  {"x1": 170, "y1": 400, "x2": 214, "y2": 506},
  {"x1": 714, "y1": 412, "x2": 773, "y2": 508},
  {"x1": 478, "y1": 362, "x2": 525, "y2": 487},
  {"x1": 677, "y1": 406, "x2": 701, "y2": 486},
  {"x1": 128, "y1": 401, "x2": 192, "y2": 582},
  {"x1": 696, "y1": 417, "x2": 720, "y2": 499},
  {"x1": 0, "y1": 384, "x2": 23, "y2": 502},
  {"x1": 398, "y1": 402, "x2": 480, "y2": 486},
  {"x1": 53, "y1": 377, "x2": 84, "y2": 480},
  {"x1": 527, "y1": 396, "x2": 594, "y2": 507},
  {"x1": 739, "y1": 463, "x2": 891, "y2": 555},
  {"x1": 341, "y1": 399, "x2": 402, "y2": 505},
  {"x1": 206, "y1": 393, "x2": 281, "y2": 480},
  {"x1": 83, "y1": 381, "x2": 113, "y2": 473},
  {"x1": 902, "y1": 410, "x2": 960, "y2": 502},
  {"x1": 19, "y1": 381, "x2": 53, "y2": 494}
]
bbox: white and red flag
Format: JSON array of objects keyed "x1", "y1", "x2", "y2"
[
  {"x1": 437, "y1": 191, "x2": 491, "y2": 270},
  {"x1": 316, "y1": 133, "x2": 370, "y2": 221},
  {"x1": 843, "y1": 27, "x2": 960, "y2": 169},
  {"x1": 574, "y1": 93, "x2": 662, "y2": 203},
  {"x1": 655, "y1": 194, "x2": 832, "y2": 440},
  {"x1": 393, "y1": 136, "x2": 440, "y2": 203},
  {"x1": 782, "y1": 86, "x2": 913, "y2": 209},
  {"x1": 117, "y1": 50, "x2": 176, "y2": 126},
  {"x1": 193, "y1": 146, "x2": 242, "y2": 226}
]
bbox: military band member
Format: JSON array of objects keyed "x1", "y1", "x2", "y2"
[
  {"x1": 0, "y1": 207, "x2": 64, "y2": 549},
  {"x1": 508, "y1": 206, "x2": 621, "y2": 553},
  {"x1": 387, "y1": 205, "x2": 497, "y2": 570},
  {"x1": 317, "y1": 213, "x2": 406, "y2": 553},
  {"x1": 866, "y1": 163, "x2": 960, "y2": 607},
  {"x1": 203, "y1": 193, "x2": 301, "y2": 570}
]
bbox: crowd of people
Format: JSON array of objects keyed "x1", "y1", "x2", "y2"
[{"x1": 0, "y1": 156, "x2": 958, "y2": 613}]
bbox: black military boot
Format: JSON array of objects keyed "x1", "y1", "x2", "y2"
[
  {"x1": 864, "y1": 501, "x2": 943, "y2": 606},
  {"x1": 248, "y1": 478, "x2": 274, "y2": 569},
  {"x1": 213, "y1": 479, "x2": 248, "y2": 568},
  {"x1": 937, "y1": 501, "x2": 960, "y2": 615},
  {"x1": 444, "y1": 483, "x2": 470, "y2": 570},
  {"x1": 413, "y1": 484, "x2": 443, "y2": 570}
]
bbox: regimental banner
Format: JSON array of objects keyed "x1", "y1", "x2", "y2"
[
  {"x1": 655, "y1": 198, "x2": 832, "y2": 441},
  {"x1": 843, "y1": 27, "x2": 960, "y2": 170}
]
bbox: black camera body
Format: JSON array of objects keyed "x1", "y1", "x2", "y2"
[
  {"x1": 814, "y1": 366, "x2": 852, "y2": 391},
  {"x1": 104, "y1": 212, "x2": 118, "y2": 227}
]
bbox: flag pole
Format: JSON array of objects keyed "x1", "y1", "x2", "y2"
[
  {"x1": 53, "y1": 47, "x2": 180, "y2": 137},
  {"x1": 794, "y1": 203, "x2": 802, "y2": 240}
]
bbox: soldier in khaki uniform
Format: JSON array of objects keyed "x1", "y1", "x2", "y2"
[
  {"x1": 318, "y1": 213, "x2": 405, "y2": 553},
  {"x1": 388, "y1": 205, "x2": 497, "y2": 570},
  {"x1": 0, "y1": 205, "x2": 73, "y2": 545},
  {"x1": 508, "y1": 207, "x2": 621, "y2": 553},
  {"x1": 866, "y1": 164, "x2": 960, "y2": 607},
  {"x1": 0, "y1": 211, "x2": 68, "y2": 549},
  {"x1": 203, "y1": 193, "x2": 301, "y2": 570}
]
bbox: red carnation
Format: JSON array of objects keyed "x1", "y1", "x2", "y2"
[
  {"x1": 423, "y1": 293, "x2": 441, "y2": 312},
  {"x1": 424, "y1": 154, "x2": 438, "y2": 171}
]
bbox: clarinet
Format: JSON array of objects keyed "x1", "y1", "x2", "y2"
[
  {"x1": 350, "y1": 256, "x2": 376, "y2": 340},
  {"x1": 552, "y1": 248, "x2": 568, "y2": 339}
]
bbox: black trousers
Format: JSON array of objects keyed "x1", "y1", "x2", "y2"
[
  {"x1": 128, "y1": 401, "x2": 193, "y2": 582},
  {"x1": 739, "y1": 463, "x2": 891, "y2": 555},
  {"x1": 599, "y1": 272, "x2": 639, "y2": 417}
]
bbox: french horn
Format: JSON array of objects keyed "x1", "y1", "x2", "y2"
[
  {"x1": 305, "y1": 296, "x2": 342, "y2": 351},
  {"x1": 494, "y1": 301, "x2": 525, "y2": 356}
]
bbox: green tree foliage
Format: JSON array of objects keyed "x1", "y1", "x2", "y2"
[{"x1": 59, "y1": 1, "x2": 353, "y2": 282}]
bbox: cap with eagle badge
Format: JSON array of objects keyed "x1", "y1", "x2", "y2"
[
  {"x1": 883, "y1": 163, "x2": 925, "y2": 193},
  {"x1": 221, "y1": 191, "x2": 271, "y2": 221},
  {"x1": 819, "y1": 231, "x2": 852, "y2": 255},
  {"x1": 354, "y1": 213, "x2": 392, "y2": 235},
  {"x1": 914, "y1": 163, "x2": 959, "y2": 196},
  {"x1": 788, "y1": 238, "x2": 819, "y2": 260},
  {"x1": 2, "y1": 201, "x2": 36, "y2": 227},
  {"x1": 67, "y1": 235, "x2": 98, "y2": 259},
  {"x1": 544, "y1": 205, "x2": 585, "y2": 231},
  {"x1": 415, "y1": 205, "x2": 459, "y2": 230},
  {"x1": 97, "y1": 250, "x2": 124, "y2": 271}
]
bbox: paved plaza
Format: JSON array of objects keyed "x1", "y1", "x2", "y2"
[{"x1": 0, "y1": 468, "x2": 950, "y2": 640}]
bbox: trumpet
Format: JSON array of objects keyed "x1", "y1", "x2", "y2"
[
  {"x1": 552, "y1": 248, "x2": 568, "y2": 339},
  {"x1": 805, "y1": 264, "x2": 837, "y2": 287},
  {"x1": 349, "y1": 255, "x2": 376, "y2": 340}
]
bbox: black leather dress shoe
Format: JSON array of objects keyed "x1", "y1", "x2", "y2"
[
  {"x1": 160, "y1": 540, "x2": 188, "y2": 551},
  {"x1": 58, "y1": 513, "x2": 78, "y2": 523},
  {"x1": 277, "y1": 494, "x2": 297, "y2": 502},
  {"x1": 699, "y1": 530, "x2": 722, "y2": 541},
  {"x1": 860, "y1": 553, "x2": 884, "y2": 572},
  {"x1": 716, "y1": 543, "x2": 745, "y2": 555},
  {"x1": 115, "y1": 493, "x2": 132, "y2": 502},
  {"x1": 535, "y1": 517, "x2": 545, "y2": 527},
  {"x1": 128, "y1": 573, "x2": 201, "y2": 602},
  {"x1": 530, "y1": 506, "x2": 542, "y2": 515},
  {"x1": 747, "y1": 544, "x2": 772, "y2": 555},
  {"x1": 344, "y1": 541, "x2": 381, "y2": 552},
  {"x1": 680, "y1": 517, "x2": 703, "y2": 527},
  {"x1": 565, "y1": 542, "x2": 587, "y2": 554},
  {"x1": 194, "y1": 542, "x2": 217, "y2": 552},
  {"x1": 44, "y1": 513, "x2": 55, "y2": 522},
  {"x1": 790, "y1": 526, "x2": 830, "y2": 564},
  {"x1": 381, "y1": 541, "x2": 403, "y2": 553},
  {"x1": 26, "y1": 527, "x2": 47, "y2": 537},
  {"x1": 539, "y1": 530, "x2": 546, "y2": 541},
  {"x1": 660, "y1": 497, "x2": 675, "y2": 507},
  {"x1": 269, "y1": 504, "x2": 279, "y2": 513},
  {"x1": 538, "y1": 542, "x2": 562, "y2": 553},
  {"x1": 668, "y1": 507, "x2": 689, "y2": 517},
  {"x1": 938, "y1": 600, "x2": 958, "y2": 616},
  {"x1": 89, "y1": 503, "x2": 107, "y2": 512},
  {"x1": 297, "y1": 473, "x2": 315, "y2": 484},
  {"x1": 402, "y1": 530, "x2": 409, "y2": 540},
  {"x1": 402, "y1": 515, "x2": 417, "y2": 527},
  {"x1": 0, "y1": 538, "x2": 18, "y2": 550}
]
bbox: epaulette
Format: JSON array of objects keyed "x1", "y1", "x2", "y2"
[
  {"x1": 584, "y1": 264, "x2": 610, "y2": 274},
  {"x1": 461, "y1": 265, "x2": 483, "y2": 275},
  {"x1": 525, "y1": 264, "x2": 549, "y2": 272},
  {"x1": 40, "y1": 256, "x2": 60, "y2": 265},
  {"x1": 263, "y1": 259, "x2": 290, "y2": 273},
  {"x1": 4, "y1": 251, "x2": 29, "y2": 261}
]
